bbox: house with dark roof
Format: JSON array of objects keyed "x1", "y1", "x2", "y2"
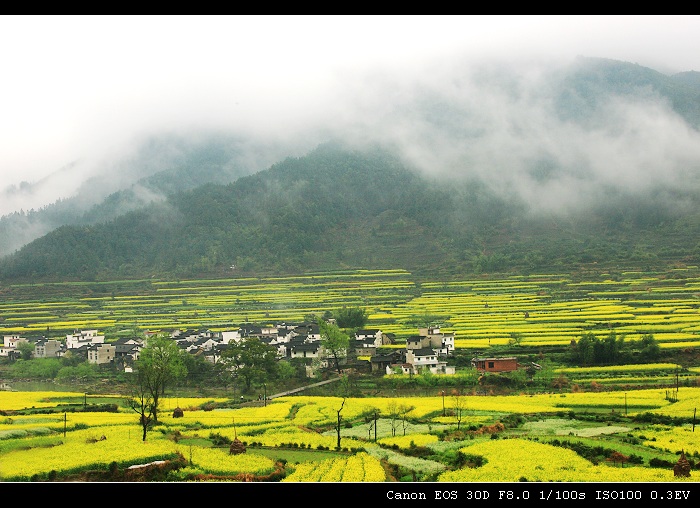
[
  {"x1": 293, "y1": 323, "x2": 321, "y2": 340},
  {"x1": 370, "y1": 351, "x2": 404, "y2": 374},
  {"x1": 87, "y1": 343, "x2": 116, "y2": 365},
  {"x1": 33, "y1": 338, "x2": 64, "y2": 358},
  {"x1": 289, "y1": 341, "x2": 322, "y2": 359},
  {"x1": 407, "y1": 326, "x2": 455, "y2": 356}
]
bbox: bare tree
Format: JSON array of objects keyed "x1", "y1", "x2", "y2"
[
  {"x1": 335, "y1": 397, "x2": 346, "y2": 450},
  {"x1": 127, "y1": 368, "x2": 156, "y2": 441},
  {"x1": 399, "y1": 404, "x2": 412, "y2": 436},
  {"x1": 387, "y1": 400, "x2": 400, "y2": 437},
  {"x1": 452, "y1": 390, "x2": 467, "y2": 430}
]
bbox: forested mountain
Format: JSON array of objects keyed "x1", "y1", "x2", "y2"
[
  {"x1": 1, "y1": 140, "x2": 699, "y2": 282},
  {"x1": 1, "y1": 57, "x2": 700, "y2": 282},
  {"x1": 0, "y1": 134, "x2": 304, "y2": 257}
]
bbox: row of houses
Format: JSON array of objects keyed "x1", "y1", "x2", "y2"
[
  {"x1": 1, "y1": 324, "x2": 519, "y2": 376},
  {"x1": 1, "y1": 330, "x2": 138, "y2": 368}
]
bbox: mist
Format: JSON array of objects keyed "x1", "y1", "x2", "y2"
[
  {"x1": 327, "y1": 56, "x2": 700, "y2": 214},
  {"x1": 2, "y1": 15, "x2": 700, "y2": 220}
]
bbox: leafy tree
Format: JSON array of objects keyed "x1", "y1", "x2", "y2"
[
  {"x1": 180, "y1": 352, "x2": 215, "y2": 387},
  {"x1": 574, "y1": 330, "x2": 638, "y2": 366},
  {"x1": 602, "y1": 331, "x2": 625, "y2": 364},
  {"x1": 639, "y1": 333, "x2": 661, "y2": 361},
  {"x1": 574, "y1": 332, "x2": 596, "y2": 365},
  {"x1": 276, "y1": 359, "x2": 299, "y2": 384},
  {"x1": 17, "y1": 341, "x2": 34, "y2": 360},
  {"x1": 131, "y1": 333, "x2": 187, "y2": 424},
  {"x1": 592, "y1": 338, "x2": 607, "y2": 365},
  {"x1": 318, "y1": 319, "x2": 349, "y2": 374},
  {"x1": 219, "y1": 337, "x2": 278, "y2": 391},
  {"x1": 334, "y1": 306, "x2": 369, "y2": 329},
  {"x1": 508, "y1": 332, "x2": 523, "y2": 346},
  {"x1": 59, "y1": 350, "x2": 84, "y2": 367}
]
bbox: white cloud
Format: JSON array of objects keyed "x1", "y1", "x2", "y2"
[{"x1": 0, "y1": 14, "x2": 699, "y2": 215}]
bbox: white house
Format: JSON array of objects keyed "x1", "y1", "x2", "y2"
[
  {"x1": 66, "y1": 330, "x2": 105, "y2": 349},
  {"x1": 0, "y1": 335, "x2": 27, "y2": 357},
  {"x1": 404, "y1": 347, "x2": 455, "y2": 376},
  {"x1": 220, "y1": 329, "x2": 242, "y2": 344}
]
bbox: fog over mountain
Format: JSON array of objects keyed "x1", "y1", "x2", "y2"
[
  {"x1": 2, "y1": 16, "x2": 700, "y2": 259},
  {"x1": 326, "y1": 56, "x2": 700, "y2": 215}
]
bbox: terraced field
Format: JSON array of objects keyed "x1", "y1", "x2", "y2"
[
  {"x1": 2, "y1": 389, "x2": 700, "y2": 482},
  {"x1": 1, "y1": 268, "x2": 700, "y2": 355}
]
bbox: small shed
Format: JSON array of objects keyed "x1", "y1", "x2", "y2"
[{"x1": 471, "y1": 356, "x2": 518, "y2": 373}]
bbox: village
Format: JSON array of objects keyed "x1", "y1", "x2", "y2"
[{"x1": 0, "y1": 323, "x2": 521, "y2": 379}]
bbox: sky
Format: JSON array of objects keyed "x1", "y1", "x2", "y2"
[{"x1": 1, "y1": 14, "x2": 700, "y2": 215}]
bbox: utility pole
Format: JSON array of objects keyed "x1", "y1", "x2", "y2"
[
  {"x1": 374, "y1": 411, "x2": 378, "y2": 442},
  {"x1": 693, "y1": 408, "x2": 696, "y2": 432}
]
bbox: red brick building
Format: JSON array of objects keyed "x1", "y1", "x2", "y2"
[{"x1": 471, "y1": 356, "x2": 518, "y2": 373}]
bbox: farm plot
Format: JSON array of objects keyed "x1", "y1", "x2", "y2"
[
  {"x1": 2, "y1": 389, "x2": 700, "y2": 482},
  {"x1": 1, "y1": 268, "x2": 700, "y2": 353}
]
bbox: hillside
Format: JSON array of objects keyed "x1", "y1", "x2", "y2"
[
  {"x1": 0, "y1": 134, "x2": 305, "y2": 257},
  {"x1": 1, "y1": 57, "x2": 700, "y2": 282},
  {"x1": 1, "y1": 140, "x2": 700, "y2": 282}
]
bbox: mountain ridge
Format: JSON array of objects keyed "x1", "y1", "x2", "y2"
[{"x1": 1, "y1": 56, "x2": 700, "y2": 282}]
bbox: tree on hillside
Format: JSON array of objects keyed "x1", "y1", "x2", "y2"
[
  {"x1": 334, "y1": 306, "x2": 369, "y2": 329},
  {"x1": 572, "y1": 332, "x2": 597, "y2": 365},
  {"x1": 219, "y1": 337, "x2": 278, "y2": 391},
  {"x1": 318, "y1": 319, "x2": 349, "y2": 375},
  {"x1": 607, "y1": 451, "x2": 629, "y2": 467},
  {"x1": 508, "y1": 332, "x2": 523, "y2": 346},
  {"x1": 131, "y1": 333, "x2": 187, "y2": 424},
  {"x1": 639, "y1": 333, "x2": 661, "y2": 361},
  {"x1": 602, "y1": 331, "x2": 625, "y2": 364}
]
